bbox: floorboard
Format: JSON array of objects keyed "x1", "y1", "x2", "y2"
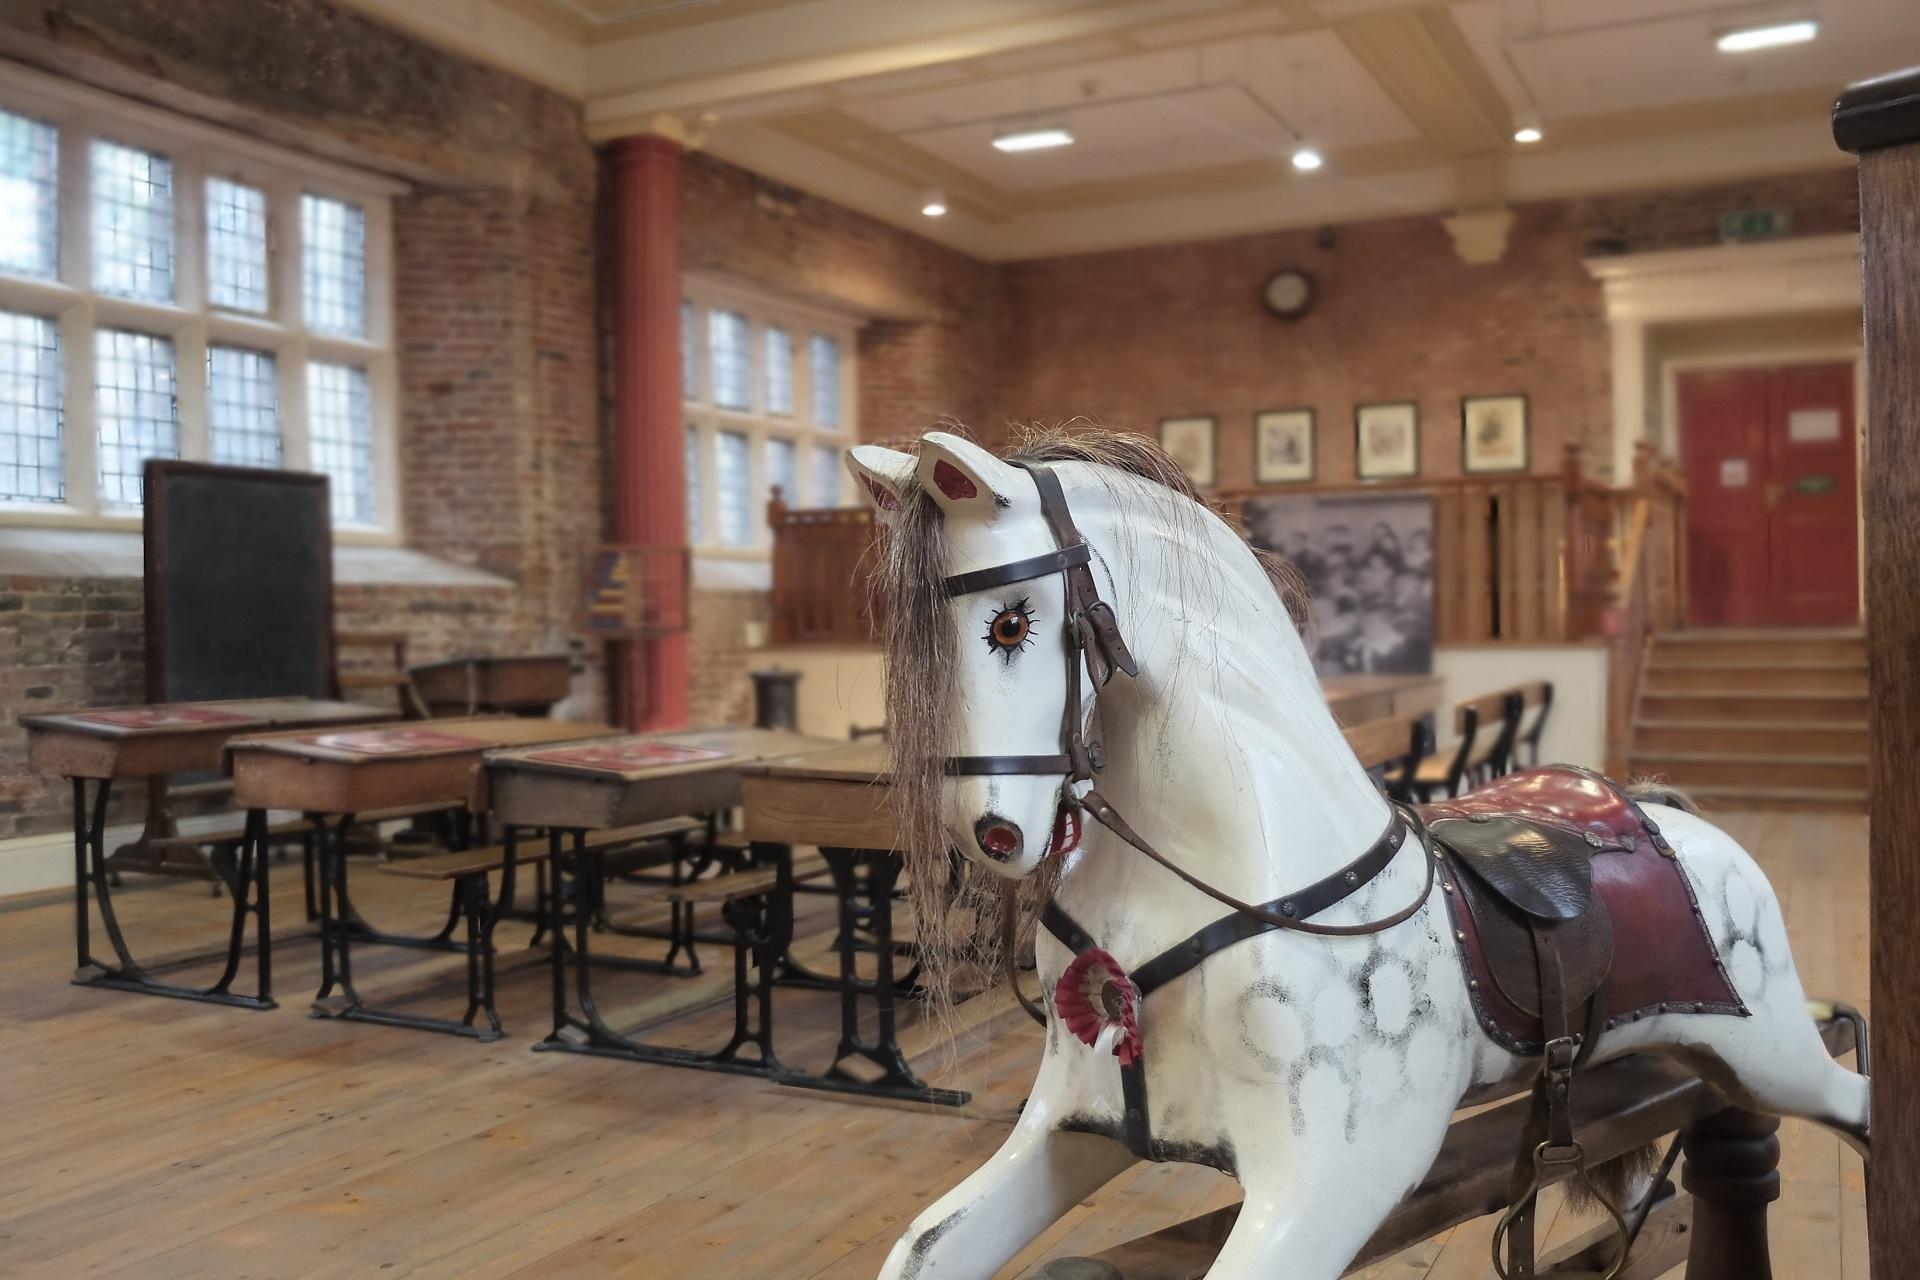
[{"x1": 0, "y1": 808, "x2": 1868, "y2": 1278}]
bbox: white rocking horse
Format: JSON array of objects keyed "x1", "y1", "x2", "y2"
[{"x1": 846, "y1": 429, "x2": 1869, "y2": 1280}]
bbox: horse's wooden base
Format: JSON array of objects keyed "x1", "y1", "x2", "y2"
[{"x1": 1035, "y1": 1013, "x2": 1854, "y2": 1280}]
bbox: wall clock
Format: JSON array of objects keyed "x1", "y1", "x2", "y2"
[{"x1": 1262, "y1": 268, "x2": 1314, "y2": 320}]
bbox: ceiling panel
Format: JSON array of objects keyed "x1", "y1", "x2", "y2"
[{"x1": 1452, "y1": 0, "x2": 1918, "y2": 122}]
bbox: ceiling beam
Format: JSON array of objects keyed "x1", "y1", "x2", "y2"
[
  {"x1": 583, "y1": 0, "x2": 1261, "y2": 134},
  {"x1": 1334, "y1": 7, "x2": 1511, "y2": 157}
]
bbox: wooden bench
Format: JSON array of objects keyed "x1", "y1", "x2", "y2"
[
  {"x1": 623, "y1": 849, "x2": 832, "y2": 906},
  {"x1": 377, "y1": 815, "x2": 706, "y2": 882},
  {"x1": 1412, "y1": 688, "x2": 1525, "y2": 800}
]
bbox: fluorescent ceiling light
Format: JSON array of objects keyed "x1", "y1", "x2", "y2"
[
  {"x1": 993, "y1": 125, "x2": 1074, "y2": 153},
  {"x1": 1291, "y1": 147, "x2": 1323, "y2": 172},
  {"x1": 921, "y1": 190, "x2": 948, "y2": 217},
  {"x1": 1514, "y1": 126, "x2": 1543, "y2": 144},
  {"x1": 1716, "y1": 19, "x2": 1817, "y2": 52}
]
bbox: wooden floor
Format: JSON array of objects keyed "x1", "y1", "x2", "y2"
[{"x1": 0, "y1": 809, "x2": 1868, "y2": 1279}]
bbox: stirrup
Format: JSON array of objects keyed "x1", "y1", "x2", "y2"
[{"x1": 1490, "y1": 1140, "x2": 1633, "y2": 1280}]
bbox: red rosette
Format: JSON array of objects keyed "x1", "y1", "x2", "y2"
[{"x1": 1054, "y1": 948, "x2": 1142, "y2": 1066}]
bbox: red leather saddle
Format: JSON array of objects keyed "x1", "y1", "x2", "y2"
[{"x1": 1421, "y1": 765, "x2": 1746, "y2": 1054}]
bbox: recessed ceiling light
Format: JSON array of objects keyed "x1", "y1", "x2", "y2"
[
  {"x1": 993, "y1": 125, "x2": 1074, "y2": 153},
  {"x1": 921, "y1": 190, "x2": 948, "y2": 218},
  {"x1": 1716, "y1": 19, "x2": 1817, "y2": 52},
  {"x1": 1514, "y1": 126, "x2": 1543, "y2": 144},
  {"x1": 1291, "y1": 147, "x2": 1323, "y2": 172}
]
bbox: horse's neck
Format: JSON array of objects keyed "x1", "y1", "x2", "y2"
[{"x1": 1053, "y1": 472, "x2": 1392, "y2": 953}]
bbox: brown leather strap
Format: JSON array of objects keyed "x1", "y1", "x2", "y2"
[{"x1": 1079, "y1": 790, "x2": 1434, "y2": 939}]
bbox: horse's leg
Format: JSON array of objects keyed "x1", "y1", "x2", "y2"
[
  {"x1": 1199, "y1": 1117, "x2": 1451, "y2": 1280},
  {"x1": 1651, "y1": 811, "x2": 1871, "y2": 1152},
  {"x1": 877, "y1": 1119, "x2": 1134, "y2": 1280}
]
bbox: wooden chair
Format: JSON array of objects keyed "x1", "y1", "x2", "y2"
[
  {"x1": 1343, "y1": 713, "x2": 1433, "y2": 804},
  {"x1": 1412, "y1": 689, "x2": 1523, "y2": 801},
  {"x1": 1509, "y1": 680, "x2": 1555, "y2": 771}
]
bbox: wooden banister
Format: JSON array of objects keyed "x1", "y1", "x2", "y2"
[{"x1": 768, "y1": 487, "x2": 883, "y2": 645}]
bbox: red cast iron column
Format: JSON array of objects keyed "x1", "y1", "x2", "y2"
[{"x1": 608, "y1": 133, "x2": 688, "y2": 730}]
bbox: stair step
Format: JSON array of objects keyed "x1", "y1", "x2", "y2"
[
  {"x1": 1629, "y1": 752, "x2": 1868, "y2": 791},
  {"x1": 1631, "y1": 720, "x2": 1868, "y2": 755},
  {"x1": 1638, "y1": 692, "x2": 1870, "y2": 723},
  {"x1": 1649, "y1": 638, "x2": 1865, "y2": 666},
  {"x1": 1640, "y1": 664, "x2": 1867, "y2": 695},
  {"x1": 1671, "y1": 784, "x2": 1868, "y2": 813}
]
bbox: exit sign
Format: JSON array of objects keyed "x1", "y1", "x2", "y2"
[{"x1": 1720, "y1": 208, "x2": 1794, "y2": 242}]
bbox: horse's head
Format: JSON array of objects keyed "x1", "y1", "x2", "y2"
[{"x1": 848, "y1": 431, "x2": 1129, "y2": 881}]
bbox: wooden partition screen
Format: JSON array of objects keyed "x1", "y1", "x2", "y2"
[
  {"x1": 1218, "y1": 442, "x2": 1643, "y2": 646},
  {"x1": 767, "y1": 493, "x2": 881, "y2": 644},
  {"x1": 1835, "y1": 66, "x2": 1920, "y2": 1280}
]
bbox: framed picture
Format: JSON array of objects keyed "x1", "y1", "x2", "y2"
[
  {"x1": 1355, "y1": 401, "x2": 1420, "y2": 480},
  {"x1": 1159, "y1": 415, "x2": 1216, "y2": 487},
  {"x1": 1462, "y1": 394, "x2": 1530, "y2": 473},
  {"x1": 1254, "y1": 409, "x2": 1315, "y2": 484}
]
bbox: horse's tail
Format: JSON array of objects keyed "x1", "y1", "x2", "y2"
[
  {"x1": 1565, "y1": 1139, "x2": 1666, "y2": 1217},
  {"x1": 1627, "y1": 777, "x2": 1701, "y2": 815}
]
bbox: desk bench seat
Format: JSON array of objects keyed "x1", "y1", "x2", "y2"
[
  {"x1": 142, "y1": 801, "x2": 469, "y2": 857},
  {"x1": 376, "y1": 816, "x2": 707, "y2": 882}
]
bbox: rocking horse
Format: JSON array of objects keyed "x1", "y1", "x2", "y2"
[{"x1": 846, "y1": 428, "x2": 1870, "y2": 1280}]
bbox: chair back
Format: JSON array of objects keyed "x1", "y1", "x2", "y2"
[
  {"x1": 1512, "y1": 681, "x2": 1554, "y2": 768},
  {"x1": 1344, "y1": 713, "x2": 1434, "y2": 804}
]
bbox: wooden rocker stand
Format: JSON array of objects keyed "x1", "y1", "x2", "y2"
[{"x1": 1037, "y1": 1007, "x2": 1861, "y2": 1280}]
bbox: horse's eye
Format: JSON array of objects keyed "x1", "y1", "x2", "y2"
[{"x1": 982, "y1": 599, "x2": 1036, "y2": 664}]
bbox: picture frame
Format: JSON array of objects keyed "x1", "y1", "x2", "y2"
[
  {"x1": 1461, "y1": 394, "x2": 1530, "y2": 473},
  {"x1": 1254, "y1": 408, "x2": 1316, "y2": 484},
  {"x1": 1354, "y1": 401, "x2": 1420, "y2": 480},
  {"x1": 1159, "y1": 415, "x2": 1217, "y2": 487}
]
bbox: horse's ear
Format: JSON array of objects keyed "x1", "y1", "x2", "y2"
[
  {"x1": 845, "y1": 446, "x2": 915, "y2": 521},
  {"x1": 916, "y1": 432, "x2": 1018, "y2": 521}
]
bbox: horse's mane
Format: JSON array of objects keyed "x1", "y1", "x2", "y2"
[{"x1": 870, "y1": 420, "x2": 1309, "y2": 1036}]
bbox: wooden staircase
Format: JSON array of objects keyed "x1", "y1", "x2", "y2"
[{"x1": 1626, "y1": 628, "x2": 1868, "y2": 811}]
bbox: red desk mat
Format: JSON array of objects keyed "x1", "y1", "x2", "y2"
[
  {"x1": 300, "y1": 727, "x2": 480, "y2": 755},
  {"x1": 521, "y1": 742, "x2": 730, "y2": 771},
  {"x1": 74, "y1": 706, "x2": 256, "y2": 729}
]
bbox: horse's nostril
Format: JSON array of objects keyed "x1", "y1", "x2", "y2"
[{"x1": 975, "y1": 815, "x2": 1023, "y2": 860}]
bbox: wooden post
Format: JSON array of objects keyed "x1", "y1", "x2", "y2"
[
  {"x1": 1835, "y1": 67, "x2": 1920, "y2": 1280},
  {"x1": 1681, "y1": 1108, "x2": 1780, "y2": 1280}
]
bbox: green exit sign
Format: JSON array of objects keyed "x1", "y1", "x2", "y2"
[{"x1": 1720, "y1": 208, "x2": 1794, "y2": 242}]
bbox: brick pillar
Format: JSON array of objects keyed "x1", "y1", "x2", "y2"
[{"x1": 608, "y1": 133, "x2": 689, "y2": 730}]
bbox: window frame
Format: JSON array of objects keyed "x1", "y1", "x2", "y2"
[
  {"x1": 682, "y1": 276, "x2": 860, "y2": 559},
  {"x1": 0, "y1": 66, "x2": 404, "y2": 542}
]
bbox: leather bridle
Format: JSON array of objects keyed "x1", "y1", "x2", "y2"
[{"x1": 942, "y1": 462, "x2": 1135, "y2": 785}]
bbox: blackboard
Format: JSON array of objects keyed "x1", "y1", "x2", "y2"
[{"x1": 143, "y1": 461, "x2": 338, "y2": 703}]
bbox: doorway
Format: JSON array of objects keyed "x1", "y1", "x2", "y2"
[{"x1": 1676, "y1": 361, "x2": 1858, "y2": 627}]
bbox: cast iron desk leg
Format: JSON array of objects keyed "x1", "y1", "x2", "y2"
[
  {"x1": 68, "y1": 775, "x2": 275, "y2": 1010},
  {"x1": 780, "y1": 846, "x2": 968, "y2": 1108}
]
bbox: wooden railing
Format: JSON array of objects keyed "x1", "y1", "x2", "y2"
[
  {"x1": 767, "y1": 491, "x2": 881, "y2": 644},
  {"x1": 1217, "y1": 442, "x2": 1629, "y2": 645},
  {"x1": 767, "y1": 445, "x2": 1685, "y2": 657},
  {"x1": 1604, "y1": 442, "x2": 1689, "y2": 772}
]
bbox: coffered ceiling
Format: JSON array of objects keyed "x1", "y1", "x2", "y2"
[{"x1": 339, "y1": 0, "x2": 1915, "y2": 260}]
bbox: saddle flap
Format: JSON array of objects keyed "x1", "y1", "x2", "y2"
[
  {"x1": 1429, "y1": 815, "x2": 1594, "y2": 921},
  {"x1": 1452, "y1": 867, "x2": 1614, "y2": 1020}
]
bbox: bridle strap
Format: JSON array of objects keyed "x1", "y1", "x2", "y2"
[
  {"x1": 1077, "y1": 791, "x2": 1436, "y2": 939},
  {"x1": 947, "y1": 754, "x2": 1076, "y2": 777},
  {"x1": 942, "y1": 544, "x2": 1091, "y2": 598}
]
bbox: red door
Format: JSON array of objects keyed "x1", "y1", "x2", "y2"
[{"x1": 1677, "y1": 362, "x2": 1858, "y2": 627}]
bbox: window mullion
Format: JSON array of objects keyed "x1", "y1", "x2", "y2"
[
  {"x1": 174, "y1": 321, "x2": 209, "y2": 463},
  {"x1": 281, "y1": 337, "x2": 310, "y2": 471},
  {"x1": 60, "y1": 301, "x2": 98, "y2": 516}
]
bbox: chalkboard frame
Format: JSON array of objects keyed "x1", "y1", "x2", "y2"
[{"x1": 142, "y1": 460, "x2": 340, "y2": 703}]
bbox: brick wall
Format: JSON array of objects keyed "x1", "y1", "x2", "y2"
[
  {"x1": 0, "y1": 0, "x2": 601, "y2": 839},
  {"x1": 999, "y1": 168, "x2": 1860, "y2": 489},
  {"x1": 681, "y1": 154, "x2": 1005, "y2": 442}
]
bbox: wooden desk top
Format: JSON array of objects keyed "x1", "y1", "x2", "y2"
[
  {"x1": 22, "y1": 697, "x2": 393, "y2": 780},
  {"x1": 484, "y1": 726, "x2": 844, "y2": 830},
  {"x1": 739, "y1": 742, "x2": 891, "y2": 784},
  {"x1": 229, "y1": 716, "x2": 619, "y2": 815}
]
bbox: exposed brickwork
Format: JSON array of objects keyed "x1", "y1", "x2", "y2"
[
  {"x1": 0, "y1": 0, "x2": 602, "y2": 839},
  {"x1": 680, "y1": 154, "x2": 1005, "y2": 441},
  {"x1": 688, "y1": 588, "x2": 773, "y2": 729},
  {"x1": 999, "y1": 168, "x2": 1859, "y2": 489}
]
